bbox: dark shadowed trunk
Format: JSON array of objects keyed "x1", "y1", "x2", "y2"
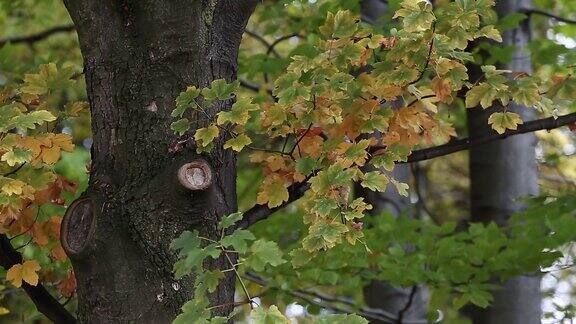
[
  {"x1": 467, "y1": 0, "x2": 541, "y2": 322},
  {"x1": 59, "y1": 1, "x2": 255, "y2": 322}
]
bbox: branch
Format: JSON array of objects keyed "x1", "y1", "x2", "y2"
[
  {"x1": 0, "y1": 24, "x2": 75, "y2": 47},
  {"x1": 241, "y1": 113, "x2": 576, "y2": 228},
  {"x1": 521, "y1": 8, "x2": 576, "y2": 25},
  {"x1": 397, "y1": 286, "x2": 418, "y2": 324},
  {"x1": 238, "y1": 181, "x2": 310, "y2": 229},
  {"x1": 239, "y1": 78, "x2": 273, "y2": 96},
  {"x1": 244, "y1": 30, "x2": 281, "y2": 58},
  {"x1": 244, "y1": 272, "x2": 433, "y2": 324},
  {"x1": 396, "y1": 112, "x2": 576, "y2": 163},
  {"x1": 0, "y1": 235, "x2": 76, "y2": 323}
]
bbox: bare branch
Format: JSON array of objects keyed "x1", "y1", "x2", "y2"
[
  {"x1": 397, "y1": 286, "x2": 418, "y2": 323},
  {"x1": 396, "y1": 112, "x2": 576, "y2": 163},
  {"x1": 521, "y1": 8, "x2": 576, "y2": 25},
  {"x1": 245, "y1": 30, "x2": 281, "y2": 58},
  {"x1": 0, "y1": 24, "x2": 75, "y2": 47},
  {"x1": 239, "y1": 78, "x2": 273, "y2": 95},
  {"x1": 0, "y1": 235, "x2": 76, "y2": 323},
  {"x1": 244, "y1": 272, "x2": 433, "y2": 324}
]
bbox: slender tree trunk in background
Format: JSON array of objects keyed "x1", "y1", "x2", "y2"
[
  {"x1": 60, "y1": 1, "x2": 255, "y2": 322},
  {"x1": 467, "y1": 0, "x2": 541, "y2": 322},
  {"x1": 358, "y1": 4, "x2": 429, "y2": 322},
  {"x1": 357, "y1": 166, "x2": 429, "y2": 323}
]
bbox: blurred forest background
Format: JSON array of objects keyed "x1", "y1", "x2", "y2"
[{"x1": 0, "y1": 0, "x2": 574, "y2": 323}]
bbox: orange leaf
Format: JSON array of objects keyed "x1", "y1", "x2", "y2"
[
  {"x1": 6, "y1": 260, "x2": 40, "y2": 287},
  {"x1": 58, "y1": 271, "x2": 77, "y2": 297}
]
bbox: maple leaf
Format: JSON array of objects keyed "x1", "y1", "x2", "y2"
[
  {"x1": 170, "y1": 118, "x2": 190, "y2": 136},
  {"x1": 223, "y1": 134, "x2": 252, "y2": 152},
  {"x1": 58, "y1": 271, "x2": 77, "y2": 298},
  {"x1": 51, "y1": 245, "x2": 68, "y2": 261},
  {"x1": 431, "y1": 76, "x2": 453, "y2": 102},
  {"x1": 244, "y1": 239, "x2": 285, "y2": 271},
  {"x1": 201, "y1": 79, "x2": 239, "y2": 103},
  {"x1": 194, "y1": 125, "x2": 219, "y2": 149},
  {"x1": 256, "y1": 175, "x2": 289, "y2": 208},
  {"x1": 488, "y1": 112, "x2": 523, "y2": 134},
  {"x1": 361, "y1": 171, "x2": 390, "y2": 192},
  {"x1": 6, "y1": 260, "x2": 41, "y2": 287},
  {"x1": 251, "y1": 306, "x2": 289, "y2": 324}
]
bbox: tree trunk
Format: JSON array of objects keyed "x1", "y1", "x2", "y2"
[
  {"x1": 467, "y1": 0, "x2": 541, "y2": 322},
  {"x1": 357, "y1": 166, "x2": 429, "y2": 323},
  {"x1": 60, "y1": 1, "x2": 255, "y2": 322}
]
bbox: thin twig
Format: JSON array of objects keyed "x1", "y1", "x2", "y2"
[
  {"x1": 222, "y1": 248, "x2": 253, "y2": 309},
  {"x1": 397, "y1": 286, "x2": 418, "y2": 323},
  {"x1": 0, "y1": 24, "x2": 75, "y2": 47},
  {"x1": 3, "y1": 163, "x2": 26, "y2": 177},
  {"x1": 245, "y1": 30, "x2": 281, "y2": 58},
  {"x1": 521, "y1": 8, "x2": 576, "y2": 25}
]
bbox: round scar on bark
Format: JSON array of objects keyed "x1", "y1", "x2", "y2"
[
  {"x1": 178, "y1": 160, "x2": 213, "y2": 190},
  {"x1": 61, "y1": 197, "x2": 95, "y2": 257}
]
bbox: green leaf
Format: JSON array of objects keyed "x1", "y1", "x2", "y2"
[
  {"x1": 171, "y1": 118, "x2": 191, "y2": 136},
  {"x1": 302, "y1": 221, "x2": 348, "y2": 252},
  {"x1": 13, "y1": 110, "x2": 56, "y2": 130},
  {"x1": 250, "y1": 305, "x2": 289, "y2": 324},
  {"x1": 361, "y1": 171, "x2": 390, "y2": 192},
  {"x1": 194, "y1": 125, "x2": 219, "y2": 148},
  {"x1": 220, "y1": 229, "x2": 255, "y2": 253},
  {"x1": 245, "y1": 240, "x2": 285, "y2": 272},
  {"x1": 21, "y1": 63, "x2": 74, "y2": 95},
  {"x1": 488, "y1": 112, "x2": 523, "y2": 134},
  {"x1": 512, "y1": 78, "x2": 540, "y2": 107},
  {"x1": 171, "y1": 231, "x2": 221, "y2": 278},
  {"x1": 311, "y1": 197, "x2": 339, "y2": 216},
  {"x1": 1, "y1": 148, "x2": 31, "y2": 167},
  {"x1": 315, "y1": 314, "x2": 368, "y2": 324},
  {"x1": 223, "y1": 134, "x2": 252, "y2": 152},
  {"x1": 216, "y1": 98, "x2": 257, "y2": 126},
  {"x1": 196, "y1": 270, "x2": 224, "y2": 293},
  {"x1": 173, "y1": 298, "x2": 211, "y2": 324},
  {"x1": 391, "y1": 179, "x2": 409, "y2": 197},
  {"x1": 202, "y1": 79, "x2": 239, "y2": 103},
  {"x1": 394, "y1": 0, "x2": 435, "y2": 32},
  {"x1": 466, "y1": 83, "x2": 496, "y2": 108},
  {"x1": 175, "y1": 86, "x2": 201, "y2": 112},
  {"x1": 218, "y1": 212, "x2": 244, "y2": 229},
  {"x1": 319, "y1": 10, "x2": 358, "y2": 38},
  {"x1": 295, "y1": 157, "x2": 317, "y2": 176},
  {"x1": 477, "y1": 26, "x2": 502, "y2": 42}
]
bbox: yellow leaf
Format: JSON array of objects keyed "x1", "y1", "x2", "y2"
[
  {"x1": 256, "y1": 176, "x2": 289, "y2": 208},
  {"x1": 6, "y1": 260, "x2": 41, "y2": 288},
  {"x1": 49, "y1": 133, "x2": 75, "y2": 152},
  {"x1": 0, "y1": 307, "x2": 9, "y2": 315},
  {"x1": 1, "y1": 179, "x2": 26, "y2": 196},
  {"x1": 41, "y1": 145, "x2": 61, "y2": 165},
  {"x1": 223, "y1": 134, "x2": 252, "y2": 152}
]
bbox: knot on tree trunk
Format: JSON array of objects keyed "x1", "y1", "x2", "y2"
[
  {"x1": 61, "y1": 197, "x2": 96, "y2": 258},
  {"x1": 178, "y1": 160, "x2": 213, "y2": 191}
]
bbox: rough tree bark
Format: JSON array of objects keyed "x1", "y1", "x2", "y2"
[
  {"x1": 60, "y1": 1, "x2": 256, "y2": 322},
  {"x1": 467, "y1": 0, "x2": 541, "y2": 322}
]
